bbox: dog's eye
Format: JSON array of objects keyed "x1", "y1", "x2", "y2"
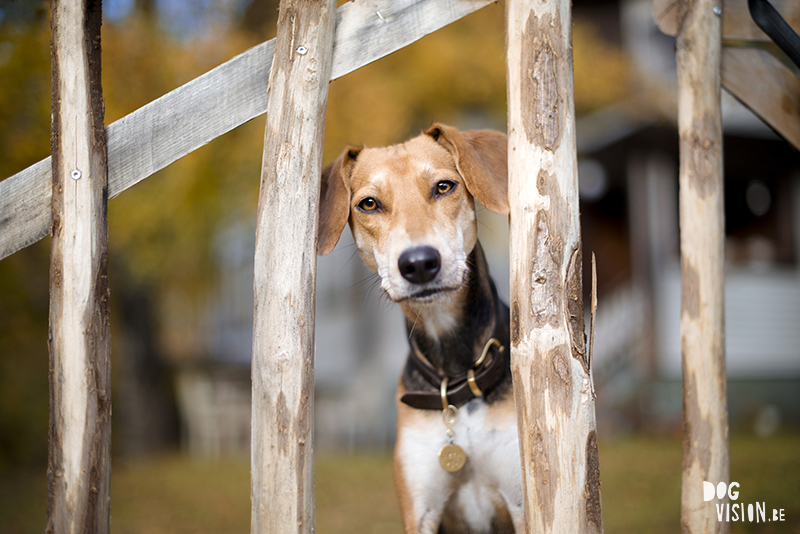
[
  {"x1": 357, "y1": 197, "x2": 379, "y2": 212},
  {"x1": 435, "y1": 181, "x2": 456, "y2": 196}
]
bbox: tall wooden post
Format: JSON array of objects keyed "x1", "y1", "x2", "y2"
[
  {"x1": 506, "y1": 0, "x2": 603, "y2": 532},
  {"x1": 676, "y1": 0, "x2": 730, "y2": 531},
  {"x1": 47, "y1": 0, "x2": 112, "y2": 532},
  {"x1": 250, "y1": 1, "x2": 335, "y2": 533}
]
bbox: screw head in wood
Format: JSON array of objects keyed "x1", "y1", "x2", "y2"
[
  {"x1": 713, "y1": 6, "x2": 721, "y2": 15},
  {"x1": 71, "y1": 169, "x2": 82, "y2": 180},
  {"x1": 296, "y1": 46, "x2": 308, "y2": 55}
]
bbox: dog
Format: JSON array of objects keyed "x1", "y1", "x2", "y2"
[{"x1": 317, "y1": 123, "x2": 523, "y2": 534}]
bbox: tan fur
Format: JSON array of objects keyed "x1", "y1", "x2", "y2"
[
  {"x1": 318, "y1": 125, "x2": 520, "y2": 534},
  {"x1": 423, "y1": 124, "x2": 509, "y2": 216},
  {"x1": 393, "y1": 382, "x2": 419, "y2": 530},
  {"x1": 318, "y1": 123, "x2": 508, "y2": 258}
]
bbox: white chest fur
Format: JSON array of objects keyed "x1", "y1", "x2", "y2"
[{"x1": 395, "y1": 397, "x2": 524, "y2": 534}]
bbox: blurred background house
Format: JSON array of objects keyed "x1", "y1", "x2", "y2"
[{"x1": 0, "y1": 0, "x2": 797, "y2": 466}]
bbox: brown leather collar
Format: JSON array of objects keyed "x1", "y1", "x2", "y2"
[{"x1": 400, "y1": 337, "x2": 506, "y2": 410}]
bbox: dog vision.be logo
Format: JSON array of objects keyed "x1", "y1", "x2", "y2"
[{"x1": 704, "y1": 481, "x2": 786, "y2": 523}]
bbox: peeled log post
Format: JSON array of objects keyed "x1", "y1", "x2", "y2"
[
  {"x1": 47, "y1": 0, "x2": 111, "y2": 532},
  {"x1": 250, "y1": 1, "x2": 335, "y2": 533},
  {"x1": 675, "y1": 0, "x2": 730, "y2": 532},
  {"x1": 506, "y1": 0, "x2": 603, "y2": 532}
]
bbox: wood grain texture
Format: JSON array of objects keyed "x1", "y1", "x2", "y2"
[
  {"x1": 675, "y1": 0, "x2": 730, "y2": 532},
  {"x1": 722, "y1": 46, "x2": 800, "y2": 150},
  {"x1": 250, "y1": 1, "x2": 335, "y2": 533},
  {"x1": 654, "y1": 0, "x2": 799, "y2": 41},
  {"x1": 0, "y1": 0, "x2": 496, "y2": 262},
  {"x1": 506, "y1": 0, "x2": 603, "y2": 532},
  {"x1": 46, "y1": 0, "x2": 111, "y2": 532}
]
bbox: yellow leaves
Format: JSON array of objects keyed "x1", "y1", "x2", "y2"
[
  {"x1": 573, "y1": 18, "x2": 631, "y2": 114},
  {"x1": 323, "y1": 3, "x2": 631, "y2": 162},
  {"x1": 324, "y1": 3, "x2": 507, "y2": 160},
  {"x1": 102, "y1": 13, "x2": 260, "y2": 124},
  {"x1": 0, "y1": 22, "x2": 50, "y2": 179}
]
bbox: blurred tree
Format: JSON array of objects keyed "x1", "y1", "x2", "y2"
[
  {"x1": 0, "y1": 2, "x2": 50, "y2": 180},
  {"x1": 0, "y1": 241, "x2": 50, "y2": 470},
  {"x1": 102, "y1": 3, "x2": 266, "y2": 453},
  {"x1": 238, "y1": 0, "x2": 278, "y2": 38},
  {"x1": 0, "y1": 0, "x2": 52, "y2": 470}
]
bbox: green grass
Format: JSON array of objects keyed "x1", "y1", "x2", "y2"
[{"x1": 1, "y1": 435, "x2": 798, "y2": 533}]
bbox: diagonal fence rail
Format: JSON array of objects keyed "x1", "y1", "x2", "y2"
[{"x1": 0, "y1": 0, "x2": 496, "y2": 262}]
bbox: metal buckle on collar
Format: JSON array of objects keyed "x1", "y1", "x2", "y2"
[
  {"x1": 466, "y1": 369, "x2": 482, "y2": 397},
  {"x1": 475, "y1": 337, "x2": 502, "y2": 369},
  {"x1": 468, "y1": 338, "x2": 502, "y2": 397},
  {"x1": 440, "y1": 376, "x2": 451, "y2": 411}
]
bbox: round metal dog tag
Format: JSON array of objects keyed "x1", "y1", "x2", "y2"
[{"x1": 438, "y1": 443, "x2": 467, "y2": 472}]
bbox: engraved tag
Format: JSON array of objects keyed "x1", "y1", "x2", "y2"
[{"x1": 438, "y1": 443, "x2": 467, "y2": 472}]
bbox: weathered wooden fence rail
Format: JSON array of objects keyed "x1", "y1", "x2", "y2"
[{"x1": 0, "y1": 0, "x2": 496, "y2": 262}]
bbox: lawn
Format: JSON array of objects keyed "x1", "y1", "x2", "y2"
[{"x1": 1, "y1": 434, "x2": 798, "y2": 533}]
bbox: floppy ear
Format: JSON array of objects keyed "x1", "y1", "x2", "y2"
[
  {"x1": 424, "y1": 123, "x2": 509, "y2": 215},
  {"x1": 317, "y1": 147, "x2": 360, "y2": 256}
]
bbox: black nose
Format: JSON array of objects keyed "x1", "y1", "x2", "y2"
[{"x1": 398, "y1": 246, "x2": 441, "y2": 284}]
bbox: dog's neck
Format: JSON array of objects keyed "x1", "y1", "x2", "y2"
[{"x1": 401, "y1": 242, "x2": 504, "y2": 377}]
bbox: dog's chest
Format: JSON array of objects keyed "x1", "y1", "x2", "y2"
[{"x1": 396, "y1": 397, "x2": 522, "y2": 532}]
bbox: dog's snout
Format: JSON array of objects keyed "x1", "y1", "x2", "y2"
[{"x1": 398, "y1": 246, "x2": 441, "y2": 284}]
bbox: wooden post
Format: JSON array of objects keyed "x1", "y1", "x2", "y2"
[
  {"x1": 506, "y1": 0, "x2": 603, "y2": 532},
  {"x1": 250, "y1": 1, "x2": 335, "y2": 533},
  {"x1": 47, "y1": 0, "x2": 111, "y2": 532},
  {"x1": 675, "y1": 0, "x2": 730, "y2": 531}
]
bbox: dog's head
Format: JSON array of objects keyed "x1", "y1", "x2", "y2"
[{"x1": 318, "y1": 123, "x2": 508, "y2": 305}]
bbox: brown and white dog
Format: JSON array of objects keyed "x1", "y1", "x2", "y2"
[{"x1": 317, "y1": 124, "x2": 523, "y2": 534}]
